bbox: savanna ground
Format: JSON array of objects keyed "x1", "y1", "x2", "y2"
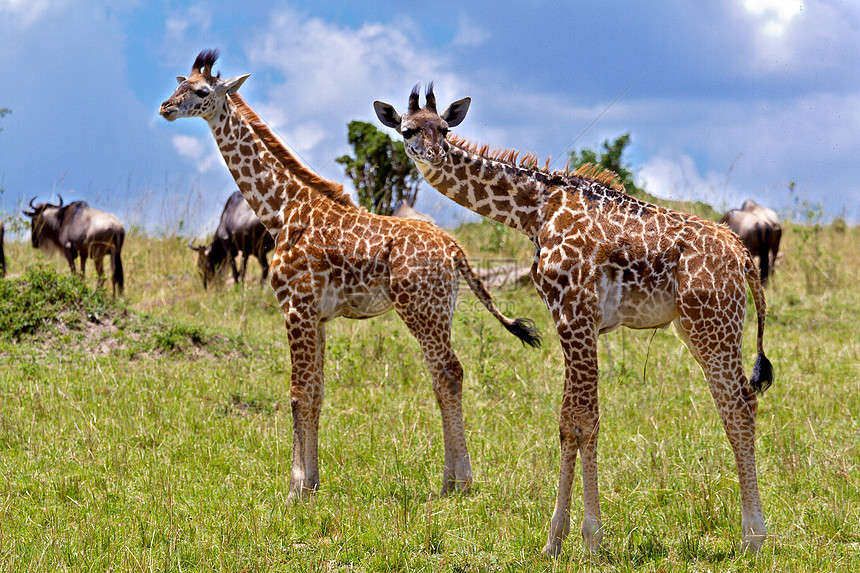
[{"x1": 0, "y1": 216, "x2": 857, "y2": 572}]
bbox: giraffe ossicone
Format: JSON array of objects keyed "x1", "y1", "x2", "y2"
[
  {"x1": 376, "y1": 84, "x2": 774, "y2": 556},
  {"x1": 160, "y1": 51, "x2": 540, "y2": 500}
]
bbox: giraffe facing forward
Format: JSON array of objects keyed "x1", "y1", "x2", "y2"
[
  {"x1": 375, "y1": 85, "x2": 774, "y2": 556},
  {"x1": 159, "y1": 52, "x2": 540, "y2": 500}
]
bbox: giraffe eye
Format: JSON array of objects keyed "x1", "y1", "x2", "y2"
[
  {"x1": 440, "y1": 127, "x2": 449, "y2": 136},
  {"x1": 402, "y1": 128, "x2": 417, "y2": 139},
  {"x1": 195, "y1": 89, "x2": 210, "y2": 98}
]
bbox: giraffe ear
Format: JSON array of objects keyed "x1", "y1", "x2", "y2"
[
  {"x1": 176, "y1": 76, "x2": 187, "y2": 84},
  {"x1": 222, "y1": 74, "x2": 250, "y2": 95},
  {"x1": 440, "y1": 97, "x2": 471, "y2": 128},
  {"x1": 374, "y1": 101, "x2": 402, "y2": 130}
]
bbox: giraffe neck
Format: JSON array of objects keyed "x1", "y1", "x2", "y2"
[
  {"x1": 205, "y1": 97, "x2": 318, "y2": 235},
  {"x1": 416, "y1": 141, "x2": 541, "y2": 238}
]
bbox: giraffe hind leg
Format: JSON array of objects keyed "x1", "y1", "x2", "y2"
[
  {"x1": 673, "y1": 315, "x2": 767, "y2": 552},
  {"x1": 392, "y1": 272, "x2": 473, "y2": 495}
]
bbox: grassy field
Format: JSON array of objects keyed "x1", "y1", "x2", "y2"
[{"x1": 0, "y1": 218, "x2": 857, "y2": 572}]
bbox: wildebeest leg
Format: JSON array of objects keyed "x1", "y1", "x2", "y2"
[
  {"x1": 93, "y1": 256, "x2": 107, "y2": 290},
  {"x1": 229, "y1": 255, "x2": 241, "y2": 285},
  {"x1": 757, "y1": 225, "x2": 771, "y2": 286},
  {"x1": 239, "y1": 252, "x2": 251, "y2": 286},
  {"x1": 258, "y1": 250, "x2": 270, "y2": 286},
  {"x1": 64, "y1": 248, "x2": 79, "y2": 276},
  {"x1": 285, "y1": 308, "x2": 325, "y2": 503}
]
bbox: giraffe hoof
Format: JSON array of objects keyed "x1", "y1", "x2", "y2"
[
  {"x1": 439, "y1": 476, "x2": 472, "y2": 496},
  {"x1": 741, "y1": 518, "x2": 767, "y2": 553},
  {"x1": 286, "y1": 481, "x2": 318, "y2": 505},
  {"x1": 541, "y1": 540, "x2": 562, "y2": 558},
  {"x1": 581, "y1": 517, "x2": 603, "y2": 554}
]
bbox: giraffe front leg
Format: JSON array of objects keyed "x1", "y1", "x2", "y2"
[
  {"x1": 544, "y1": 318, "x2": 602, "y2": 557},
  {"x1": 577, "y1": 411, "x2": 602, "y2": 553},
  {"x1": 543, "y1": 432, "x2": 576, "y2": 556},
  {"x1": 285, "y1": 316, "x2": 325, "y2": 503}
]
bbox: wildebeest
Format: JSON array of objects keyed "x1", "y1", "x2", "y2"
[
  {"x1": 23, "y1": 196, "x2": 125, "y2": 296},
  {"x1": 742, "y1": 199, "x2": 782, "y2": 267},
  {"x1": 720, "y1": 200, "x2": 781, "y2": 285},
  {"x1": 0, "y1": 220, "x2": 6, "y2": 277},
  {"x1": 189, "y1": 190, "x2": 273, "y2": 288}
]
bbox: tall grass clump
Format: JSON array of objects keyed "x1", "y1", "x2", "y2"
[{"x1": 0, "y1": 266, "x2": 112, "y2": 339}]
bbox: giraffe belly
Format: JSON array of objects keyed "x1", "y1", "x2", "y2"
[
  {"x1": 597, "y1": 271, "x2": 679, "y2": 334},
  {"x1": 318, "y1": 278, "x2": 394, "y2": 321}
]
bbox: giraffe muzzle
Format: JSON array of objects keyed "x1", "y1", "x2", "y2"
[{"x1": 159, "y1": 103, "x2": 178, "y2": 120}]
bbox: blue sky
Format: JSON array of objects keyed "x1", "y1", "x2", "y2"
[{"x1": 1, "y1": 0, "x2": 857, "y2": 234}]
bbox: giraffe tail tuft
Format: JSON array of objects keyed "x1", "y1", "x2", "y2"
[
  {"x1": 750, "y1": 352, "x2": 773, "y2": 395},
  {"x1": 504, "y1": 317, "x2": 542, "y2": 348}
]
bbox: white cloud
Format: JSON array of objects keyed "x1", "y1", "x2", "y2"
[
  {"x1": 247, "y1": 10, "x2": 462, "y2": 117},
  {"x1": 743, "y1": 0, "x2": 804, "y2": 37},
  {"x1": 238, "y1": 8, "x2": 472, "y2": 186},
  {"x1": 171, "y1": 134, "x2": 222, "y2": 174},
  {"x1": 452, "y1": 14, "x2": 490, "y2": 48},
  {"x1": 639, "y1": 155, "x2": 745, "y2": 213},
  {"x1": 0, "y1": 0, "x2": 58, "y2": 26}
]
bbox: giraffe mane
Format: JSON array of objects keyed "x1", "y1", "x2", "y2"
[
  {"x1": 447, "y1": 134, "x2": 626, "y2": 193},
  {"x1": 229, "y1": 93, "x2": 356, "y2": 207},
  {"x1": 569, "y1": 163, "x2": 626, "y2": 193}
]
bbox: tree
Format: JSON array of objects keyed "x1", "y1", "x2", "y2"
[
  {"x1": 336, "y1": 120, "x2": 421, "y2": 216},
  {"x1": 568, "y1": 132, "x2": 643, "y2": 196}
]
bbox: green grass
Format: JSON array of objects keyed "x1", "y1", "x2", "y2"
[{"x1": 0, "y1": 222, "x2": 858, "y2": 571}]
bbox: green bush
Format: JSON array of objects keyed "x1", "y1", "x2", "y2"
[{"x1": 0, "y1": 266, "x2": 112, "y2": 339}]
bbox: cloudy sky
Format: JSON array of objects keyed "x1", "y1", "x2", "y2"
[{"x1": 1, "y1": 0, "x2": 857, "y2": 234}]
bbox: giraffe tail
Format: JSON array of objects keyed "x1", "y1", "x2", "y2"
[
  {"x1": 454, "y1": 250, "x2": 541, "y2": 349},
  {"x1": 744, "y1": 254, "x2": 774, "y2": 394}
]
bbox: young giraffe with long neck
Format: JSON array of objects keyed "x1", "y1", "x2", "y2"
[
  {"x1": 159, "y1": 51, "x2": 540, "y2": 500},
  {"x1": 376, "y1": 85, "x2": 774, "y2": 556}
]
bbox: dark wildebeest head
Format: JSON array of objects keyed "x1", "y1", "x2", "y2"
[
  {"x1": 23, "y1": 196, "x2": 66, "y2": 252},
  {"x1": 189, "y1": 191, "x2": 272, "y2": 290},
  {"x1": 188, "y1": 239, "x2": 229, "y2": 289},
  {"x1": 22, "y1": 195, "x2": 126, "y2": 296}
]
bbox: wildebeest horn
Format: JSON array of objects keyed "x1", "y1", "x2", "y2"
[
  {"x1": 22, "y1": 196, "x2": 38, "y2": 216},
  {"x1": 57, "y1": 193, "x2": 64, "y2": 207},
  {"x1": 188, "y1": 240, "x2": 203, "y2": 252}
]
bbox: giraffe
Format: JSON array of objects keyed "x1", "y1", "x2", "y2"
[
  {"x1": 159, "y1": 51, "x2": 540, "y2": 500},
  {"x1": 375, "y1": 85, "x2": 774, "y2": 556}
]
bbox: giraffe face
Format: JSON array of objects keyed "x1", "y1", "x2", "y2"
[
  {"x1": 374, "y1": 86, "x2": 470, "y2": 167},
  {"x1": 400, "y1": 109, "x2": 452, "y2": 166},
  {"x1": 159, "y1": 50, "x2": 249, "y2": 122}
]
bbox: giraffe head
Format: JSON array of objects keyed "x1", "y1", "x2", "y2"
[
  {"x1": 159, "y1": 49, "x2": 249, "y2": 122},
  {"x1": 374, "y1": 84, "x2": 470, "y2": 166}
]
